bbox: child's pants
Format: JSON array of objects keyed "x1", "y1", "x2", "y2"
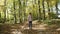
[{"x1": 29, "y1": 21, "x2": 32, "y2": 29}]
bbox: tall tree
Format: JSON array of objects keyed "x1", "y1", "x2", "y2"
[
  {"x1": 4, "y1": 0, "x2": 7, "y2": 23},
  {"x1": 46, "y1": 0, "x2": 51, "y2": 19},
  {"x1": 38, "y1": 0, "x2": 41, "y2": 21},
  {"x1": 13, "y1": 0, "x2": 17, "y2": 23},
  {"x1": 18, "y1": 0, "x2": 21, "y2": 23},
  {"x1": 23, "y1": 0, "x2": 26, "y2": 22},
  {"x1": 42, "y1": 0, "x2": 45, "y2": 20},
  {"x1": 55, "y1": 0, "x2": 58, "y2": 18}
]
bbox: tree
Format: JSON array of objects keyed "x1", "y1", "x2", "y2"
[
  {"x1": 23, "y1": 0, "x2": 26, "y2": 22},
  {"x1": 13, "y1": 0, "x2": 17, "y2": 23},
  {"x1": 38, "y1": 0, "x2": 41, "y2": 21},
  {"x1": 18, "y1": 0, "x2": 21, "y2": 23},
  {"x1": 4, "y1": 0, "x2": 7, "y2": 23},
  {"x1": 55, "y1": 0, "x2": 58, "y2": 18},
  {"x1": 42, "y1": 0, "x2": 45, "y2": 20},
  {"x1": 46, "y1": 0, "x2": 51, "y2": 19}
]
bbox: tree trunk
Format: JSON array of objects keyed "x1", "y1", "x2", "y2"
[
  {"x1": 38, "y1": 0, "x2": 41, "y2": 21},
  {"x1": 55, "y1": 1, "x2": 58, "y2": 18},
  {"x1": 42, "y1": 0, "x2": 45, "y2": 20},
  {"x1": 13, "y1": 0, "x2": 17, "y2": 24},
  {"x1": 4, "y1": 0, "x2": 7, "y2": 23},
  {"x1": 23, "y1": 0, "x2": 26, "y2": 22},
  {"x1": 51, "y1": 5, "x2": 53, "y2": 12},
  {"x1": 18, "y1": 0, "x2": 21, "y2": 23},
  {"x1": 46, "y1": 0, "x2": 51, "y2": 19}
]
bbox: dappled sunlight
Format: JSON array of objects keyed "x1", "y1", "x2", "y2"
[
  {"x1": 0, "y1": 0, "x2": 60, "y2": 34},
  {"x1": 56, "y1": 28, "x2": 60, "y2": 31},
  {"x1": 0, "y1": 0, "x2": 4, "y2": 5},
  {"x1": 11, "y1": 29, "x2": 22, "y2": 34}
]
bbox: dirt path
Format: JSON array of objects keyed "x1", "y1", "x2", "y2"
[
  {"x1": 22, "y1": 20, "x2": 49, "y2": 30},
  {"x1": 0, "y1": 20, "x2": 60, "y2": 34}
]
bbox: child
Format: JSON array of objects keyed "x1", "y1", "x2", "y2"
[{"x1": 28, "y1": 13, "x2": 32, "y2": 29}]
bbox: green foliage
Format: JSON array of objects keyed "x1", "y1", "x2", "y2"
[
  {"x1": 44, "y1": 20, "x2": 52, "y2": 25},
  {"x1": 0, "y1": 18, "x2": 4, "y2": 23},
  {"x1": 0, "y1": 0, "x2": 60, "y2": 24},
  {"x1": 50, "y1": 12, "x2": 57, "y2": 19},
  {"x1": 44, "y1": 19, "x2": 60, "y2": 26}
]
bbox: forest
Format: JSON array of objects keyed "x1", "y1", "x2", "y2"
[
  {"x1": 0, "y1": 0, "x2": 60, "y2": 34},
  {"x1": 0, "y1": 0, "x2": 60, "y2": 24}
]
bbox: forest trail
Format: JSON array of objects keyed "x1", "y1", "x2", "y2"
[
  {"x1": 21, "y1": 20, "x2": 49, "y2": 30},
  {"x1": 0, "y1": 20, "x2": 60, "y2": 34}
]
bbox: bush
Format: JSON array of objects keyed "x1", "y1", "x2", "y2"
[
  {"x1": 44, "y1": 19, "x2": 60, "y2": 25},
  {"x1": 44, "y1": 20, "x2": 52, "y2": 25},
  {"x1": 0, "y1": 18, "x2": 5, "y2": 23}
]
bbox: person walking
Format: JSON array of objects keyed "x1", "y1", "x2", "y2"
[{"x1": 28, "y1": 13, "x2": 32, "y2": 29}]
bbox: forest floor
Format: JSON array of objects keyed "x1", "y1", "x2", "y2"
[{"x1": 0, "y1": 20, "x2": 60, "y2": 34}]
